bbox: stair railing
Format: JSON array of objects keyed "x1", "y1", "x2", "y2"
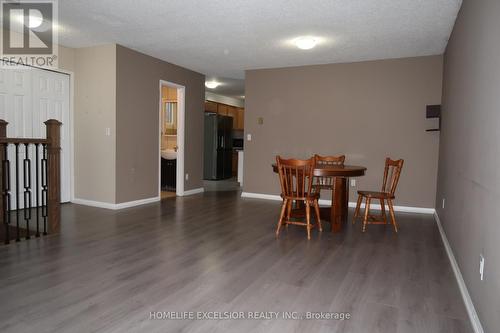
[{"x1": 0, "y1": 119, "x2": 61, "y2": 244}]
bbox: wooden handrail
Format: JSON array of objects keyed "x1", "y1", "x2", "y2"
[{"x1": 0, "y1": 138, "x2": 50, "y2": 144}]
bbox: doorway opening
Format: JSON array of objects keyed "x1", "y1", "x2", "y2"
[
  {"x1": 159, "y1": 80, "x2": 185, "y2": 199},
  {"x1": 202, "y1": 98, "x2": 245, "y2": 193}
]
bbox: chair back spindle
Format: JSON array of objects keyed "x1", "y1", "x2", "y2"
[
  {"x1": 381, "y1": 158, "x2": 404, "y2": 195},
  {"x1": 276, "y1": 156, "x2": 314, "y2": 200}
]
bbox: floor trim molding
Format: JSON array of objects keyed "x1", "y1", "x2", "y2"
[
  {"x1": 179, "y1": 187, "x2": 205, "y2": 196},
  {"x1": 72, "y1": 197, "x2": 160, "y2": 210},
  {"x1": 434, "y1": 212, "x2": 484, "y2": 333},
  {"x1": 241, "y1": 192, "x2": 435, "y2": 214}
]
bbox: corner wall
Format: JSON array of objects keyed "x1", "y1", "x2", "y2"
[
  {"x1": 115, "y1": 45, "x2": 205, "y2": 203},
  {"x1": 435, "y1": 0, "x2": 500, "y2": 331},
  {"x1": 73, "y1": 44, "x2": 117, "y2": 203}
]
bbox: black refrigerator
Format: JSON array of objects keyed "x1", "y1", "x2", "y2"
[{"x1": 204, "y1": 113, "x2": 233, "y2": 180}]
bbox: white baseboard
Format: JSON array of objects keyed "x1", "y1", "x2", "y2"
[
  {"x1": 241, "y1": 192, "x2": 282, "y2": 201},
  {"x1": 72, "y1": 196, "x2": 160, "y2": 210},
  {"x1": 74, "y1": 188, "x2": 204, "y2": 208},
  {"x1": 434, "y1": 212, "x2": 484, "y2": 333},
  {"x1": 347, "y1": 201, "x2": 435, "y2": 214},
  {"x1": 179, "y1": 187, "x2": 204, "y2": 196},
  {"x1": 241, "y1": 192, "x2": 435, "y2": 214}
]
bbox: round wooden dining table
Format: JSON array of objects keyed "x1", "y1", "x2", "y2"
[{"x1": 272, "y1": 164, "x2": 367, "y2": 232}]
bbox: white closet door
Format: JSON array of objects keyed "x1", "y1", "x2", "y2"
[
  {"x1": 0, "y1": 64, "x2": 70, "y2": 208},
  {"x1": 0, "y1": 66, "x2": 33, "y2": 210},
  {"x1": 32, "y1": 69, "x2": 70, "y2": 203},
  {"x1": 0, "y1": 68, "x2": 33, "y2": 137}
]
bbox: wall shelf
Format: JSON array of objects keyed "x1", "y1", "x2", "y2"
[{"x1": 426, "y1": 104, "x2": 441, "y2": 132}]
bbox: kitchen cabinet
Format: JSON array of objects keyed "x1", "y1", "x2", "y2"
[
  {"x1": 226, "y1": 105, "x2": 237, "y2": 120},
  {"x1": 235, "y1": 108, "x2": 244, "y2": 130},
  {"x1": 232, "y1": 151, "x2": 238, "y2": 177},
  {"x1": 205, "y1": 100, "x2": 217, "y2": 113},
  {"x1": 217, "y1": 104, "x2": 228, "y2": 115},
  {"x1": 205, "y1": 100, "x2": 245, "y2": 130},
  {"x1": 161, "y1": 158, "x2": 177, "y2": 190}
]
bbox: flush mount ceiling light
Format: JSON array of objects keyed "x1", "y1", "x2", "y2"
[
  {"x1": 294, "y1": 37, "x2": 317, "y2": 50},
  {"x1": 205, "y1": 81, "x2": 220, "y2": 89}
]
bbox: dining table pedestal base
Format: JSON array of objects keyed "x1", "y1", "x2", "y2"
[{"x1": 318, "y1": 177, "x2": 349, "y2": 233}]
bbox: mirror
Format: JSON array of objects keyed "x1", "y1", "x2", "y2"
[{"x1": 162, "y1": 101, "x2": 177, "y2": 135}]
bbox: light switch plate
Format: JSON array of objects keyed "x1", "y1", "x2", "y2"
[
  {"x1": 247, "y1": 134, "x2": 252, "y2": 141},
  {"x1": 350, "y1": 179, "x2": 356, "y2": 187}
]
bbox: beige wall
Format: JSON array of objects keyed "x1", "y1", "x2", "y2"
[
  {"x1": 58, "y1": 45, "x2": 76, "y2": 72},
  {"x1": 73, "y1": 44, "x2": 117, "y2": 203},
  {"x1": 115, "y1": 45, "x2": 205, "y2": 203},
  {"x1": 244, "y1": 56, "x2": 442, "y2": 208},
  {"x1": 436, "y1": 0, "x2": 500, "y2": 331},
  {"x1": 162, "y1": 136, "x2": 177, "y2": 150},
  {"x1": 56, "y1": 43, "x2": 204, "y2": 204}
]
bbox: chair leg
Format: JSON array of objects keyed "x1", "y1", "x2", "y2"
[
  {"x1": 305, "y1": 202, "x2": 311, "y2": 240},
  {"x1": 353, "y1": 194, "x2": 363, "y2": 224},
  {"x1": 362, "y1": 197, "x2": 371, "y2": 232},
  {"x1": 313, "y1": 200, "x2": 322, "y2": 232},
  {"x1": 276, "y1": 199, "x2": 288, "y2": 237},
  {"x1": 286, "y1": 200, "x2": 292, "y2": 229},
  {"x1": 388, "y1": 199, "x2": 398, "y2": 233},
  {"x1": 380, "y1": 198, "x2": 387, "y2": 224}
]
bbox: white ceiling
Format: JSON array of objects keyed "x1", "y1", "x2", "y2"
[{"x1": 58, "y1": 0, "x2": 462, "y2": 97}]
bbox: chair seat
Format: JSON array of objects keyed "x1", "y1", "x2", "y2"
[
  {"x1": 314, "y1": 184, "x2": 335, "y2": 190},
  {"x1": 357, "y1": 190, "x2": 394, "y2": 199},
  {"x1": 282, "y1": 192, "x2": 320, "y2": 201}
]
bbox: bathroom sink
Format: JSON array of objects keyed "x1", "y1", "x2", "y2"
[{"x1": 161, "y1": 149, "x2": 177, "y2": 160}]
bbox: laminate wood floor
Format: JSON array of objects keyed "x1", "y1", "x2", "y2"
[{"x1": 0, "y1": 190, "x2": 472, "y2": 333}]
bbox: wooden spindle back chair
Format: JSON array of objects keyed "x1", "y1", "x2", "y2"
[
  {"x1": 353, "y1": 158, "x2": 404, "y2": 232},
  {"x1": 275, "y1": 156, "x2": 322, "y2": 240},
  {"x1": 313, "y1": 154, "x2": 345, "y2": 192}
]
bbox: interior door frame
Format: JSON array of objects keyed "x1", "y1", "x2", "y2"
[
  {"x1": 47, "y1": 67, "x2": 74, "y2": 202},
  {"x1": 158, "y1": 80, "x2": 185, "y2": 197}
]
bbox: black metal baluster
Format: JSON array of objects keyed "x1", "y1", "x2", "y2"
[
  {"x1": 15, "y1": 143, "x2": 20, "y2": 242},
  {"x1": 2, "y1": 143, "x2": 11, "y2": 244},
  {"x1": 35, "y1": 143, "x2": 40, "y2": 237},
  {"x1": 23, "y1": 144, "x2": 32, "y2": 240},
  {"x1": 41, "y1": 144, "x2": 48, "y2": 235}
]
